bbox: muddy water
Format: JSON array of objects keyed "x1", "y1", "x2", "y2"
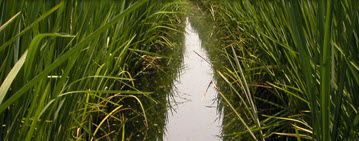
[{"x1": 164, "y1": 18, "x2": 222, "y2": 141}]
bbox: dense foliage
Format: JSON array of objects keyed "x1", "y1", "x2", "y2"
[
  {"x1": 194, "y1": 0, "x2": 359, "y2": 140},
  {"x1": 0, "y1": 0, "x2": 183, "y2": 140}
]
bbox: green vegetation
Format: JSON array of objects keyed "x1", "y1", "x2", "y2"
[
  {"x1": 2, "y1": 0, "x2": 359, "y2": 140},
  {"x1": 193, "y1": 0, "x2": 359, "y2": 140},
  {"x1": 0, "y1": 0, "x2": 184, "y2": 140}
]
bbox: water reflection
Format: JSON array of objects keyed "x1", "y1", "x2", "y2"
[{"x1": 164, "y1": 17, "x2": 222, "y2": 141}]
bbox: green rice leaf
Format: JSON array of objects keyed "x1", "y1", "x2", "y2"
[
  {"x1": 0, "y1": 12, "x2": 21, "y2": 33},
  {"x1": 0, "y1": 50, "x2": 27, "y2": 104},
  {"x1": 0, "y1": 3, "x2": 63, "y2": 52}
]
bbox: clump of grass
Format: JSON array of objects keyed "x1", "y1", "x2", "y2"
[
  {"x1": 0, "y1": 0, "x2": 184, "y2": 140},
  {"x1": 195, "y1": 0, "x2": 359, "y2": 140}
]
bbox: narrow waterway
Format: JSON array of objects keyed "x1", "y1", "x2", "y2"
[{"x1": 164, "y1": 18, "x2": 222, "y2": 141}]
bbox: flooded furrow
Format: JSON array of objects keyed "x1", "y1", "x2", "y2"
[{"x1": 164, "y1": 17, "x2": 222, "y2": 141}]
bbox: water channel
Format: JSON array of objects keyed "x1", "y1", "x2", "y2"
[{"x1": 164, "y1": 18, "x2": 222, "y2": 141}]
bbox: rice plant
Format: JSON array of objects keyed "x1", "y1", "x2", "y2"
[
  {"x1": 0, "y1": 0, "x2": 184, "y2": 140},
  {"x1": 193, "y1": 0, "x2": 359, "y2": 140}
]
